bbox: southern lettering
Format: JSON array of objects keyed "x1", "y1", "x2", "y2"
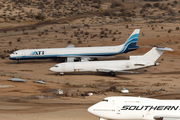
[{"x1": 121, "y1": 105, "x2": 179, "y2": 111}]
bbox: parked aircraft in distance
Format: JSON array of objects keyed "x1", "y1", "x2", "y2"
[
  {"x1": 50, "y1": 47, "x2": 173, "y2": 76},
  {"x1": 9, "y1": 29, "x2": 140, "y2": 62},
  {"x1": 88, "y1": 96, "x2": 180, "y2": 120}
]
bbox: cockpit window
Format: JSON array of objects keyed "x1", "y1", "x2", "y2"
[
  {"x1": 102, "y1": 99, "x2": 108, "y2": 102},
  {"x1": 54, "y1": 65, "x2": 58, "y2": 68},
  {"x1": 13, "y1": 52, "x2": 17, "y2": 54}
]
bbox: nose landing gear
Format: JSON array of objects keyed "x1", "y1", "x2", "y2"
[{"x1": 60, "y1": 73, "x2": 64, "y2": 76}]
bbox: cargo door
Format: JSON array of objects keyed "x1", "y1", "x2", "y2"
[
  {"x1": 126, "y1": 62, "x2": 130, "y2": 68},
  {"x1": 61, "y1": 63, "x2": 73, "y2": 72},
  {"x1": 74, "y1": 63, "x2": 83, "y2": 72},
  {"x1": 61, "y1": 64, "x2": 66, "y2": 72}
]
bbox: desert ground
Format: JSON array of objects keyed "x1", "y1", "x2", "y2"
[{"x1": 1, "y1": 0, "x2": 180, "y2": 120}]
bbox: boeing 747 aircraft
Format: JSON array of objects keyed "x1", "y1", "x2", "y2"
[
  {"x1": 50, "y1": 47, "x2": 173, "y2": 76},
  {"x1": 9, "y1": 29, "x2": 140, "y2": 62},
  {"x1": 88, "y1": 96, "x2": 180, "y2": 120}
]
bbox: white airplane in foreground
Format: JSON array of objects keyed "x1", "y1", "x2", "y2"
[
  {"x1": 9, "y1": 29, "x2": 140, "y2": 62},
  {"x1": 88, "y1": 96, "x2": 180, "y2": 120},
  {"x1": 50, "y1": 47, "x2": 173, "y2": 76}
]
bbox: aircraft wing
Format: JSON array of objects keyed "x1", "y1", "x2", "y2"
[
  {"x1": 57, "y1": 55, "x2": 115, "y2": 62},
  {"x1": 96, "y1": 68, "x2": 139, "y2": 73},
  {"x1": 154, "y1": 115, "x2": 180, "y2": 120},
  {"x1": 66, "y1": 44, "x2": 75, "y2": 48},
  {"x1": 57, "y1": 55, "x2": 115, "y2": 58}
]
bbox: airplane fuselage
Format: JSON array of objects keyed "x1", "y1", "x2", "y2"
[
  {"x1": 50, "y1": 47, "x2": 173, "y2": 75},
  {"x1": 9, "y1": 45, "x2": 138, "y2": 60},
  {"x1": 50, "y1": 59, "x2": 155, "y2": 73},
  {"x1": 9, "y1": 29, "x2": 140, "y2": 61},
  {"x1": 88, "y1": 97, "x2": 180, "y2": 120}
]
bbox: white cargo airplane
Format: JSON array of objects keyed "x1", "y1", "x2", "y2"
[
  {"x1": 88, "y1": 96, "x2": 180, "y2": 120},
  {"x1": 50, "y1": 47, "x2": 173, "y2": 76},
  {"x1": 9, "y1": 29, "x2": 140, "y2": 62}
]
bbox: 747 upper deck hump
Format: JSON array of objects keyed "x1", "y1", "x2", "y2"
[{"x1": 9, "y1": 29, "x2": 140, "y2": 62}]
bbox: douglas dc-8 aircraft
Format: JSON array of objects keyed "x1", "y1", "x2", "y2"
[
  {"x1": 88, "y1": 96, "x2": 180, "y2": 120},
  {"x1": 9, "y1": 29, "x2": 140, "y2": 62},
  {"x1": 50, "y1": 47, "x2": 173, "y2": 76}
]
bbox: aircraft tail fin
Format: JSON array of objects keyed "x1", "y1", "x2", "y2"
[
  {"x1": 121, "y1": 29, "x2": 140, "y2": 53},
  {"x1": 130, "y1": 47, "x2": 173, "y2": 62}
]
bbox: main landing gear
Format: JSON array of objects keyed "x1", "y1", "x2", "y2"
[
  {"x1": 17, "y1": 60, "x2": 20, "y2": 64},
  {"x1": 109, "y1": 71, "x2": 117, "y2": 76}
]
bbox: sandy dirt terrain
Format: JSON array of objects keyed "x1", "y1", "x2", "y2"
[{"x1": 1, "y1": 0, "x2": 180, "y2": 120}]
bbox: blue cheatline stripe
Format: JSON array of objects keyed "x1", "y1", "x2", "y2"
[
  {"x1": 30, "y1": 51, "x2": 36, "y2": 55},
  {"x1": 124, "y1": 33, "x2": 139, "y2": 45},
  {"x1": 119, "y1": 37, "x2": 138, "y2": 53},
  {"x1": 9, "y1": 35, "x2": 139, "y2": 60}
]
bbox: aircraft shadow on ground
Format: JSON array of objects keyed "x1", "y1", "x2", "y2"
[{"x1": 46, "y1": 72, "x2": 133, "y2": 80}]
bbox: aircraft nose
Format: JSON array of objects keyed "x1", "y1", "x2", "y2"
[
  {"x1": 9, "y1": 54, "x2": 12, "y2": 59},
  {"x1": 87, "y1": 106, "x2": 94, "y2": 114},
  {"x1": 49, "y1": 67, "x2": 55, "y2": 72}
]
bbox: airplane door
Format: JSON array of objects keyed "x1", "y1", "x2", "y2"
[
  {"x1": 74, "y1": 63, "x2": 83, "y2": 72},
  {"x1": 22, "y1": 51, "x2": 25, "y2": 56},
  {"x1": 126, "y1": 62, "x2": 130, "y2": 68},
  {"x1": 116, "y1": 107, "x2": 121, "y2": 114},
  {"x1": 61, "y1": 64, "x2": 66, "y2": 72}
]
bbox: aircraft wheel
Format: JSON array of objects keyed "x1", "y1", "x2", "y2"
[
  {"x1": 17, "y1": 60, "x2": 20, "y2": 64},
  {"x1": 110, "y1": 72, "x2": 116, "y2": 76},
  {"x1": 60, "y1": 73, "x2": 64, "y2": 76}
]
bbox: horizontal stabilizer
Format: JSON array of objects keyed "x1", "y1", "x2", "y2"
[
  {"x1": 66, "y1": 44, "x2": 75, "y2": 48},
  {"x1": 97, "y1": 68, "x2": 139, "y2": 73},
  {"x1": 156, "y1": 47, "x2": 173, "y2": 51}
]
